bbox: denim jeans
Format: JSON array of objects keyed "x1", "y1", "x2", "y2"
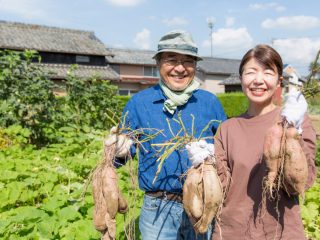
[{"x1": 139, "y1": 194, "x2": 212, "y2": 240}]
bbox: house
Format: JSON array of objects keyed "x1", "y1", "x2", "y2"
[
  {"x1": 106, "y1": 48, "x2": 241, "y2": 95},
  {"x1": 196, "y1": 57, "x2": 241, "y2": 93},
  {"x1": 0, "y1": 20, "x2": 120, "y2": 94},
  {"x1": 105, "y1": 48, "x2": 159, "y2": 95}
]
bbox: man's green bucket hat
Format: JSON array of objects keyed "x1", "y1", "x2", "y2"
[{"x1": 153, "y1": 29, "x2": 202, "y2": 60}]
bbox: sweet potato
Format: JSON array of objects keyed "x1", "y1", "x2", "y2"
[
  {"x1": 92, "y1": 170, "x2": 108, "y2": 232},
  {"x1": 194, "y1": 162, "x2": 223, "y2": 234},
  {"x1": 118, "y1": 192, "x2": 129, "y2": 214},
  {"x1": 104, "y1": 213, "x2": 116, "y2": 240},
  {"x1": 263, "y1": 122, "x2": 283, "y2": 194},
  {"x1": 183, "y1": 159, "x2": 223, "y2": 234},
  {"x1": 102, "y1": 167, "x2": 119, "y2": 219},
  {"x1": 183, "y1": 167, "x2": 203, "y2": 221},
  {"x1": 92, "y1": 165, "x2": 121, "y2": 236},
  {"x1": 93, "y1": 141, "x2": 130, "y2": 239},
  {"x1": 283, "y1": 127, "x2": 308, "y2": 195}
]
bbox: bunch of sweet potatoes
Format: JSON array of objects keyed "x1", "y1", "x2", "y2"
[
  {"x1": 263, "y1": 121, "x2": 308, "y2": 196},
  {"x1": 92, "y1": 149, "x2": 128, "y2": 239},
  {"x1": 183, "y1": 158, "x2": 223, "y2": 234}
]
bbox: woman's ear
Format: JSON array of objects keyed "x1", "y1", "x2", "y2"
[{"x1": 279, "y1": 76, "x2": 284, "y2": 87}]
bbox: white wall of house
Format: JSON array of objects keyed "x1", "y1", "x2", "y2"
[
  {"x1": 203, "y1": 79, "x2": 225, "y2": 93},
  {"x1": 196, "y1": 73, "x2": 226, "y2": 94}
]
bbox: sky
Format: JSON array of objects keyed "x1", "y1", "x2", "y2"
[{"x1": 0, "y1": 0, "x2": 320, "y2": 75}]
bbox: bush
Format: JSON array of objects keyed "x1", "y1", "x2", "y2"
[
  {"x1": 217, "y1": 92, "x2": 249, "y2": 118},
  {"x1": 0, "y1": 50, "x2": 57, "y2": 143},
  {"x1": 113, "y1": 92, "x2": 249, "y2": 119},
  {"x1": 307, "y1": 91, "x2": 320, "y2": 115},
  {"x1": 0, "y1": 50, "x2": 122, "y2": 145},
  {"x1": 54, "y1": 65, "x2": 123, "y2": 131},
  {"x1": 115, "y1": 95, "x2": 131, "y2": 111}
]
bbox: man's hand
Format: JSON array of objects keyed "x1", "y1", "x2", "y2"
[
  {"x1": 186, "y1": 140, "x2": 214, "y2": 167},
  {"x1": 281, "y1": 90, "x2": 307, "y2": 134},
  {"x1": 104, "y1": 126, "x2": 133, "y2": 158}
]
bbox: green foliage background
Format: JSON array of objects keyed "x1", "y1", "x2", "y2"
[
  {"x1": 0, "y1": 50, "x2": 319, "y2": 239},
  {"x1": 217, "y1": 92, "x2": 249, "y2": 118}
]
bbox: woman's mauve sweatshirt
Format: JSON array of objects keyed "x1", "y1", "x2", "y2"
[{"x1": 212, "y1": 107, "x2": 317, "y2": 240}]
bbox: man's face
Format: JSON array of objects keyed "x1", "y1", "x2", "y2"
[{"x1": 158, "y1": 52, "x2": 196, "y2": 91}]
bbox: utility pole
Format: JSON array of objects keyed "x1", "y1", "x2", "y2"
[{"x1": 207, "y1": 18, "x2": 214, "y2": 57}]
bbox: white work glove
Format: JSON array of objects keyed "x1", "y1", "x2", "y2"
[
  {"x1": 104, "y1": 126, "x2": 133, "y2": 158},
  {"x1": 281, "y1": 89, "x2": 307, "y2": 134},
  {"x1": 284, "y1": 65, "x2": 303, "y2": 86},
  {"x1": 186, "y1": 140, "x2": 215, "y2": 167}
]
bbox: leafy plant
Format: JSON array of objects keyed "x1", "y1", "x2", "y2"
[
  {"x1": 59, "y1": 65, "x2": 122, "y2": 130},
  {"x1": 0, "y1": 50, "x2": 123, "y2": 146},
  {"x1": 0, "y1": 50, "x2": 56, "y2": 143},
  {"x1": 0, "y1": 128, "x2": 142, "y2": 239},
  {"x1": 301, "y1": 177, "x2": 320, "y2": 240}
]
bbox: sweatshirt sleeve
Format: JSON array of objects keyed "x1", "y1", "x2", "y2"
[
  {"x1": 214, "y1": 127, "x2": 231, "y2": 194},
  {"x1": 300, "y1": 114, "x2": 317, "y2": 190}
]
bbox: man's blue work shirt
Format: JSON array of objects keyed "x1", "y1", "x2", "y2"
[{"x1": 120, "y1": 84, "x2": 227, "y2": 193}]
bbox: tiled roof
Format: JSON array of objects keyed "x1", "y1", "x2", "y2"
[
  {"x1": 106, "y1": 48, "x2": 157, "y2": 65},
  {"x1": 37, "y1": 63, "x2": 120, "y2": 81},
  {"x1": 197, "y1": 57, "x2": 241, "y2": 75},
  {"x1": 0, "y1": 20, "x2": 110, "y2": 56},
  {"x1": 220, "y1": 73, "x2": 241, "y2": 85}
]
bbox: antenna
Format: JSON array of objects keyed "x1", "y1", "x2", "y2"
[{"x1": 207, "y1": 18, "x2": 214, "y2": 57}]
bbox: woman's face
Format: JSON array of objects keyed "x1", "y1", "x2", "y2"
[{"x1": 240, "y1": 58, "x2": 280, "y2": 107}]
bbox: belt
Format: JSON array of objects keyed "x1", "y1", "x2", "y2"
[{"x1": 146, "y1": 191, "x2": 183, "y2": 203}]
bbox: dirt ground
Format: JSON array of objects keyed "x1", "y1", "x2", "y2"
[{"x1": 310, "y1": 115, "x2": 320, "y2": 139}]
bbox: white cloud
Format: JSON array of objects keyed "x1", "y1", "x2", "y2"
[
  {"x1": 249, "y1": 2, "x2": 286, "y2": 12},
  {"x1": 0, "y1": 0, "x2": 46, "y2": 19},
  {"x1": 262, "y1": 16, "x2": 320, "y2": 30},
  {"x1": 104, "y1": 0, "x2": 144, "y2": 7},
  {"x1": 133, "y1": 28, "x2": 151, "y2": 49},
  {"x1": 162, "y1": 17, "x2": 188, "y2": 26},
  {"x1": 202, "y1": 27, "x2": 253, "y2": 57},
  {"x1": 225, "y1": 17, "x2": 235, "y2": 27},
  {"x1": 272, "y1": 38, "x2": 320, "y2": 75}
]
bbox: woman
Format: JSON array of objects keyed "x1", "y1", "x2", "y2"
[{"x1": 212, "y1": 44, "x2": 317, "y2": 240}]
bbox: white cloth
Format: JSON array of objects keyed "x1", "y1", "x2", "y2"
[
  {"x1": 284, "y1": 65, "x2": 303, "y2": 86},
  {"x1": 104, "y1": 126, "x2": 133, "y2": 158},
  {"x1": 281, "y1": 89, "x2": 307, "y2": 134},
  {"x1": 185, "y1": 140, "x2": 215, "y2": 167},
  {"x1": 288, "y1": 70, "x2": 302, "y2": 86}
]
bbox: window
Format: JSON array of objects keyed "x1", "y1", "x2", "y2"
[
  {"x1": 76, "y1": 55, "x2": 90, "y2": 63},
  {"x1": 144, "y1": 66, "x2": 159, "y2": 77},
  {"x1": 118, "y1": 89, "x2": 138, "y2": 96}
]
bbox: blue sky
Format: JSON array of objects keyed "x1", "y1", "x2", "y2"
[{"x1": 0, "y1": 0, "x2": 319, "y2": 75}]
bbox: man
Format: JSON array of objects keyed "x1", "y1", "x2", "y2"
[{"x1": 105, "y1": 30, "x2": 227, "y2": 239}]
